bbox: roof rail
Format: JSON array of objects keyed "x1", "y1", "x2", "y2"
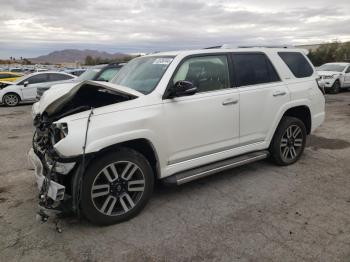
[
  {"x1": 237, "y1": 45, "x2": 294, "y2": 49},
  {"x1": 204, "y1": 45, "x2": 223, "y2": 49}
]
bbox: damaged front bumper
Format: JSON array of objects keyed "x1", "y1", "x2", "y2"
[
  {"x1": 28, "y1": 148, "x2": 66, "y2": 201},
  {"x1": 28, "y1": 147, "x2": 80, "y2": 221}
]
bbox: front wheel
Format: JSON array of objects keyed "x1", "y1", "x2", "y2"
[
  {"x1": 81, "y1": 148, "x2": 154, "y2": 225},
  {"x1": 331, "y1": 80, "x2": 341, "y2": 94},
  {"x1": 270, "y1": 117, "x2": 307, "y2": 166},
  {"x1": 3, "y1": 93, "x2": 20, "y2": 106}
]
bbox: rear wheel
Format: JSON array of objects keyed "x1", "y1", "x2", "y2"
[
  {"x1": 3, "y1": 93, "x2": 20, "y2": 106},
  {"x1": 81, "y1": 148, "x2": 154, "y2": 225},
  {"x1": 270, "y1": 117, "x2": 307, "y2": 166}
]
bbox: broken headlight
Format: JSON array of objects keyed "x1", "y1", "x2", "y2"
[{"x1": 52, "y1": 123, "x2": 68, "y2": 144}]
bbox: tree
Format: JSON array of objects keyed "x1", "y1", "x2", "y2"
[
  {"x1": 307, "y1": 41, "x2": 350, "y2": 66},
  {"x1": 85, "y1": 55, "x2": 94, "y2": 65}
]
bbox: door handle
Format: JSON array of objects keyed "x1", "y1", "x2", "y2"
[
  {"x1": 222, "y1": 99, "x2": 239, "y2": 106},
  {"x1": 273, "y1": 91, "x2": 287, "y2": 97}
]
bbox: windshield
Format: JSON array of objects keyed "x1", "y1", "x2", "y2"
[
  {"x1": 12, "y1": 74, "x2": 29, "y2": 84},
  {"x1": 77, "y1": 68, "x2": 101, "y2": 81},
  {"x1": 111, "y1": 56, "x2": 174, "y2": 94},
  {"x1": 317, "y1": 64, "x2": 346, "y2": 72},
  {"x1": 96, "y1": 67, "x2": 120, "y2": 81}
]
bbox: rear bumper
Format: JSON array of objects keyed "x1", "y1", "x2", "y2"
[{"x1": 311, "y1": 112, "x2": 325, "y2": 132}]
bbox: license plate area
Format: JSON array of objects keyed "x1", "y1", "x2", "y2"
[{"x1": 28, "y1": 149, "x2": 65, "y2": 201}]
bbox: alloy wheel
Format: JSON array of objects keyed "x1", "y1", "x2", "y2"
[
  {"x1": 4, "y1": 94, "x2": 19, "y2": 106},
  {"x1": 91, "y1": 161, "x2": 145, "y2": 216},
  {"x1": 280, "y1": 125, "x2": 304, "y2": 161}
]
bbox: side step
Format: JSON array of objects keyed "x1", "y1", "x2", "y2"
[{"x1": 163, "y1": 150, "x2": 269, "y2": 185}]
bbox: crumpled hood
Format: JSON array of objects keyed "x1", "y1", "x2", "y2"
[
  {"x1": 317, "y1": 71, "x2": 341, "y2": 76},
  {"x1": 35, "y1": 80, "x2": 143, "y2": 116}
]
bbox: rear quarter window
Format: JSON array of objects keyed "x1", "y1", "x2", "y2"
[{"x1": 278, "y1": 52, "x2": 313, "y2": 78}]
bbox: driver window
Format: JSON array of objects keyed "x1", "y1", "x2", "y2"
[
  {"x1": 346, "y1": 66, "x2": 350, "y2": 73},
  {"x1": 173, "y1": 55, "x2": 230, "y2": 93}
]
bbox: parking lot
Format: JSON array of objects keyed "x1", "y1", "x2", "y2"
[{"x1": 0, "y1": 92, "x2": 349, "y2": 261}]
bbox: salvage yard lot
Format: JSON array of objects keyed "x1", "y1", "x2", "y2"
[{"x1": 0, "y1": 93, "x2": 350, "y2": 262}]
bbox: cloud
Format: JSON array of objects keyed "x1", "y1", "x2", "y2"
[{"x1": 0, "y1": 0, "x2": 349, "y2": 58}]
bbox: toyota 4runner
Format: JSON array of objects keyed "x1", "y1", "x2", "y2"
[{"x1": 29, "y1": 47, "x2": 325, "y2": 225}]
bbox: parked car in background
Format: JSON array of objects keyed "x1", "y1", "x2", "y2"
[
  {"x1": 30, "y1": 47, "x2": 325, "y2": 225},
  {"x1": 9, "y1": 68, "x2": 25, "y2": 73},
  {"x1": 316, "y1": 62, "x2": 350, "y2": 93},
  {"x1": 64, "y1": 68, "x2": 86, "y2": 76},
  {"x1": 0, "y1": 72, "x2": 23, "y2": 82},
  {"x1": 0, "y1": 71, "x2": 76, "y2": 106},
  {"x1": 36, "y1": 63, "x2": 124, "y2": 99}
]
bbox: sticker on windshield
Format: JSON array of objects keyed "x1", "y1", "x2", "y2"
[{"x1": 153, "y1": 58, "x2": 173, "y2": 65}]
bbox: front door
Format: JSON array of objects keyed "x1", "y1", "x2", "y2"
[
  {"x1": 162, "y1": 54, "x2": 240, "y2": 168},
  {"x1": 343, "y1": 66, "x2": 350, "y2": 87},
  {"x1": 20, "y1": 73, "x2": 49, "y2": 100}
]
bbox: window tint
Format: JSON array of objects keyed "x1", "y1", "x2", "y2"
[
  {"x1": 173, "y1": 55, "x2": 230, "y2": 93},
  {"x1": 278, "y1": 52, "x2": 313, "y2": 78},
  {"x1": 49, "y1": 73, "x2": 73, "y2": 81},
  {"x1": 346, "y1": 66, "x2": 350, "y2": 73},
  {"x1": 96, "y1": 67, "x2": 119, "y2": 81},
  {"x1": 0, "y1": 74, "x2": 13, "y2": 79},
  {"x1": 232, "y1": 53, "x2": 280, "y2": 87},
  {"x1": 25, "y1": 74, "x2": 49, "y2": 84}
]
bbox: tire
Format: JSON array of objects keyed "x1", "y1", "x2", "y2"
[
  {"x1": 269, "y1": 116, "x2": 307, "y2": 166},
  {"x1": 331, "y1": 80, "x2": 340, "y2": 94},
  {"x1": 3, "y1": 93, "x2": 20, "y2": 106},
  {"x1": 81, "y1": 147, "x2": 154, "y2": 226}
]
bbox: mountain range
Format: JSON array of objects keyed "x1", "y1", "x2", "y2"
[{"x1": 29, "y1": 49, "x2": 128, "y2": 64}]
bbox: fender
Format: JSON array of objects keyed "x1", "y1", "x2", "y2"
[{"x1": 265, "y1": 98, "x2": 312, "y2": 144}]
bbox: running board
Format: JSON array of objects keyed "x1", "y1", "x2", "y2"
[{"x1": 163, "y1": 150, "x2": 269, "y2": 185}]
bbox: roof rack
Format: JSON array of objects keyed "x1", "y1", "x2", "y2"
[
  {"x1": 203, "y1": 44, "x2": 295, "y2": 49},
  {"x1": 237, "y1": 45, "x2": 294, "y2": 49}
]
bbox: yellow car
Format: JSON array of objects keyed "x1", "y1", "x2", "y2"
[{"x1": 0, "y1": 72, "x2": 24, "y2": 82}]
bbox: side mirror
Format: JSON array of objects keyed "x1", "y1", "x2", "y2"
[
  {"x1": 23, "y1": 81, "x2": 29, "y2": 87},
  {"x1": 167, "y1": 80, "x2": 197, "y2": 98}
]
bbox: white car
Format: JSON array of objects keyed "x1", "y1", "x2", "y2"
[
  {"x1": 29, "y1": 47, "x2": 325, "y2": 225},
  {"x1": 317, "y1": 62, "x2": 350, "y2": 93},
  {"x1": 0, "y1": 71, "x2": 76, "y2": 106}
]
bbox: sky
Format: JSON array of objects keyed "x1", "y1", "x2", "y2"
[{"x1": 0, "y1": 0, "x2": 350, "y2": 58}]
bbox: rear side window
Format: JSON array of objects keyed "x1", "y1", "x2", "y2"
[
  {"x1": 278, "y1": 52, "x2": 313, "y2": 78},
  {"x1": 49, "y1": 73, "x2": 74, "y2": 81},
  {"x1": 232, "y1": 53, "x2": 280, "y2": 87}
]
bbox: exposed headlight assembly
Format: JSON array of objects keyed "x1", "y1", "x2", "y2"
[{"x1": 52, "y1": 123, "x2": 68, "y2": 144}]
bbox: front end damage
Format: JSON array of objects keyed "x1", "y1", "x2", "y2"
[{"x1": 28, "y1": 81, "x2": 141, "y2": 222}]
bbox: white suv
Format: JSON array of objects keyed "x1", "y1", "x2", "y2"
[
  {"x1": 29, "y1": 47, "x2": 325, "y2": 225},
  {"x1": 317, "y1": 62, "x2": 350, "y2": 93}
]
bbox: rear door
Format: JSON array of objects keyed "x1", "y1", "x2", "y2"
[{"x1": 231, "y1": 52, "x2": 289, "y2": 145}]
